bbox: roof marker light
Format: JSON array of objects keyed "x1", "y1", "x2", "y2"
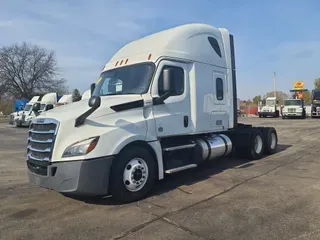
[
  {"x1": 115, "y1": 61, "x2": 119, "y2": 66},
  {"x1": 148, "y1": 54, "x2": 152, "y2": 60},
  {"x1": 125, "y1": 59, "x2": 129, "y2": 64},
  {"x1": 120, "y1": 60, "x2": 123, "y2": 65}
]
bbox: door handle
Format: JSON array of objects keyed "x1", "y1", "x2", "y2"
[{"x1": 184, "y1": 116, "x2": 189, "y2": 128}]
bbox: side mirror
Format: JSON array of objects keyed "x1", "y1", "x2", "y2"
[
  {"x1": 162, "y1": 68, "x2": 174, "y2": 94},
  {"x1": 153, "y1": 68, "x2": 174, "y2": 105},
  {"x1": 46, "y1": 104, "x2": 54, "y2": 111},
  {"x1": 88, "y1": 96, "x2": 101, "y2": 109},
  {"x1": 90, "y1": 83, "x2": 96, "y2": 95},
  {"x1": 33, "y1": 103, "x2": 40, "y2": 112}
]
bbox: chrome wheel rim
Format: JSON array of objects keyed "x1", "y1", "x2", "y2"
[
  {"x1": 123, "y1": 158, "x2": 148, "y2": 192},
  {"x1": 270, "y1": 132, "x2": 276, "y2": 149},
  {"x1": 254, "y1": 135, "x2": 263, "y2": 154}
]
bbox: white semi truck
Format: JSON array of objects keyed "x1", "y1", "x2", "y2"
[
  {"x1": 282, "y1": 98, "x2": 306, "y2": 119},
  {"x1": 258, "y1": 97, "x2": 280, "y2": 118},
  {"x1": 9, "y1": 96, "x2": 40, "y2": 126},
  {"x1": 16, "y1": 93, "x2": 57, "y2": 127},
  {"x1": 27, "y1": 24, "x2": 278, "y2": 203}
]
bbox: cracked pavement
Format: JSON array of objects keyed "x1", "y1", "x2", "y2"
[{"x1": 1, "y1": 118, "x2": 320, "y2": 240}]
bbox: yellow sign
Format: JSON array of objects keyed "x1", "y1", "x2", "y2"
[{"x1": 294, "y1": 81, "x2": 304, "y2": 90}]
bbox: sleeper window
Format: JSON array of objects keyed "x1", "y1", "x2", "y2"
[{"x1": 216, "y1": 78, "x2": 224, "y2": 100}]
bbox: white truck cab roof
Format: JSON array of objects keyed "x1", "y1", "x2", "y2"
[
  {"x1": 81, "y1": 89, "x2": 91, "y2": 100},
  {"x1": 102, "y1": 23, "x2": 231, "y2": 72},
  {"x1": 41, "y1": 92, "x2": 57, "y2": 105},
  {"x1": 29, "y1": 96, "x2": 40, "y2": 103},
  {"x1": 58, "y1": 94, "x2": 73, "y2": 104},
  {"x1": 266, "y1": 97, "x2": 276, "y2": 100}
]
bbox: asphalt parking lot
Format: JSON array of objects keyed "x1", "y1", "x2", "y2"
[{"x1": 1, "y1": 118, "x2": 320, "y2": 240}]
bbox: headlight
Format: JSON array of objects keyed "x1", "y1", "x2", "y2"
[
  {"x1": 297, "y1": 108, "x2": 303, "y2": 112},
  {"x1": 62, "y1": 137, "x2": 99, "y2": 158}
]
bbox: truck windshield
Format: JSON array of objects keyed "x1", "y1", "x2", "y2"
[
  {"x1": 266, "y1": 100, "x2": 276, "y2": 107},
  {"x1": 284, "y1": 100, "x2": 301, "y2": 106},
  {"x1": 93, "y1": 63, "x2": 155, "y2": 96},
  {"x1": 24, "y1": 104, "x2": 32, "y2": 111},
  {"x1": 313, "y1": 91, "x2": 320, "y2": 100},
  {"x1": 40, "y1": 104, "x2": 46, "y2": 111}
]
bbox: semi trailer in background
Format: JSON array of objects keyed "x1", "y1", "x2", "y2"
[{"x1": 27, "y1": 23, "x2": 278, "y2": 203}]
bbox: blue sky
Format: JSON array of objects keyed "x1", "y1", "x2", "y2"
[{"x1": 1, "y1": 0, "x2": 320, "y2": 100}]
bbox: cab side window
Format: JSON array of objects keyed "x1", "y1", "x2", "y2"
[{"x1": 158, "y1": 66, "x2": 184, "y2": 96}]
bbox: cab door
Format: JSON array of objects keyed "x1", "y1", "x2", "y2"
[{"x1": 151, "y1": 60, "x2": 191, "y2": 137}]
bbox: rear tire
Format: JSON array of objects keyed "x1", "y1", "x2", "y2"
[
  {"x1": 234, "y1": 129, "x2": 264, "y2": 160},
  {"x1": 262, "y1": 127, "x2": 278, "y2": 155},
  {"x1": 248, "y1": 129, "x2": 264, "y2": 160},
  {"x1": 110, "y1": 146, "x2": 156, "y2": 203}
]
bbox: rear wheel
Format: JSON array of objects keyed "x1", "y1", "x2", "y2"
[
  {"x1": 262, "y1": 127, "x2": 278, "y2": 155},
  {"x1": 235, "y1": 129, "x2": 264, "y2": 160},
  {"x1": 249, "y1": 129, "x2": 264, "y2": 160},
  {"x1": 110, "y1": 146, "x2": 156, "y2": 203}
]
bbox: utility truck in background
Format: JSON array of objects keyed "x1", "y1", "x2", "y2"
[
  {"x1": 311, "y1": 89, "x2": 320, "y2": 118},
  {"x1": 258, "y1": 97, "x2": 280, "y2": 118},
  {"x1": 15, "y1": 93, "x2": 57, "y2": 127},
  {"x1": 27, "y1": 24, "x2": 278, "y2": 203},
  {"x1": 281, "y1": 98, "x2": 306, "y2": 119}
]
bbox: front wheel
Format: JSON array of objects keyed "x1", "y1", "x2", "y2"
[{"x1": 109, "y1": 146, "x2": 156, "y2": 203}]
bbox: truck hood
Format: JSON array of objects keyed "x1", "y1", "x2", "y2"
[{"x1": 39, "y1": 95, "x2": 143, "y2": 122}]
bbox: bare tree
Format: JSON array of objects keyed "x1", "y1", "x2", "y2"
[
  {"x1": 314, "y1": 78, "x2": 320, "y2": 89},
  {"x1": 264, "y1": 91, "x2": 289, "y2": 104},
  {"x1": 0, "y1": 42, "x2": 67, "y2": 99}
]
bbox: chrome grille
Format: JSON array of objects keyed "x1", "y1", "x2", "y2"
[
  {"x1": 21, "y1": 114, "x2": 26, "y2": 122},
  {"x1": 27, "y1": 118, "x2": 59, "y2": 162},
  {"x1": 10, "y1": 114, "x2": 14, "y2": 122},
  {"x1": 288, "y1": 108, "x2": 296, "y2": 113}
]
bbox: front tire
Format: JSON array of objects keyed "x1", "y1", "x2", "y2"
[{"x1": 110, "y1": 146, "x2": 156, "y2": 203}]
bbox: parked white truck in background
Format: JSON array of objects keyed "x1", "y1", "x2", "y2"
[
  {"x1": 9, "y1": 96, "x2": 40, "y2": 126},
  {"x1": 55, "y1": 94, "x2": 73, "y2": 107},
  {"x1": 16, "y1": 93, "x2": 57, "y2": 127},
  {"x1": 282, "y1": 98, "x2": 306, "y2": 119},
  {"x1": 258, "y1": 97, "x2": 280, "y2": 118},
  {"x1": 81, "y1": 89, "x2": 91, "y2": 100},
  {"x1": 27, "y1": 24, "x2": 278, "y2": 203}
]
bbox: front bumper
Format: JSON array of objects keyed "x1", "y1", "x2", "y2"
[
  {"x1": 259, "y1": 112, "x2": 276, "y2": 117},
  {"x1": 282, "y1": 112, "x2": 303, "y2": 117},
  {"x1": 16, "y1": 119, "x2": 31, "y2": 126},
  {"x1": 27, "y1": 156, "x2": 114, "y2": 196}
]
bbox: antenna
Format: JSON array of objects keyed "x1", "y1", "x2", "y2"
[{"x1": 273, "y1": 72, "x2": 276, "y2": 98}]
